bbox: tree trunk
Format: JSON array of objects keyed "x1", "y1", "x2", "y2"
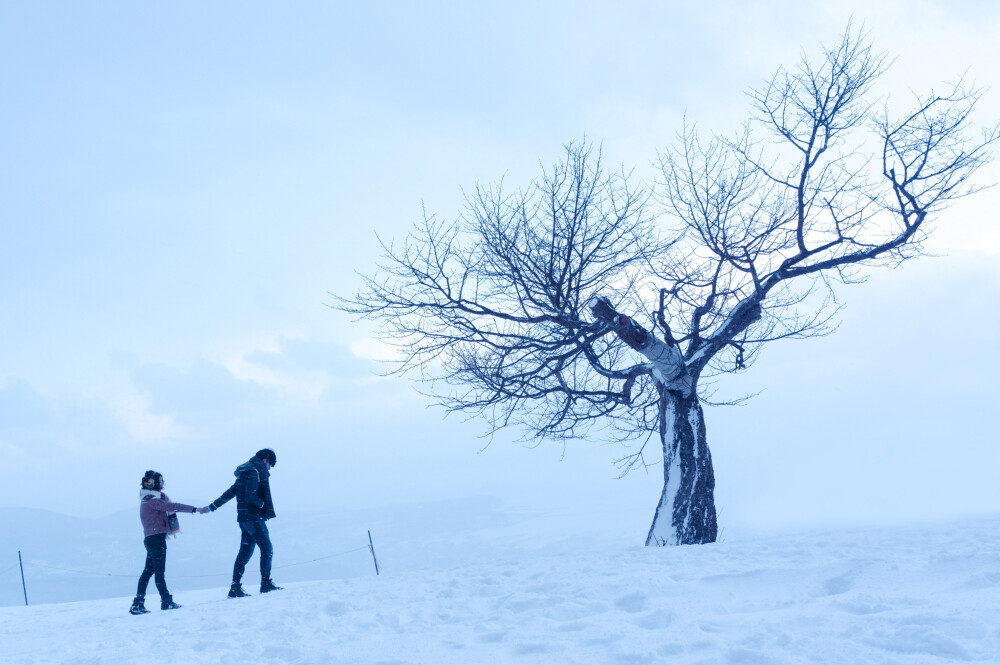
[{"x1": 646, "y1": 389, "x2": 718, "y2": 546}]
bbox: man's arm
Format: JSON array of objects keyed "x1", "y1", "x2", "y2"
[{"x1": 208, "y1": 483, "x2": 238, "y2": 511}]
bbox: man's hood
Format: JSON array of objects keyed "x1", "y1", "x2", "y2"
[{"x1": 235, "y1": 456, "x2": 269, "y2": 479}]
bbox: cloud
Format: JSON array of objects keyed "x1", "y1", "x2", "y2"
[
  {"x1": 252, "y1": 337, "x2": 380, "y2": 377},
  {"x1": 0, "y1": 376, "x2": 50, "y2": 428},
  {"x1": 109, "y1": 389, "x2": 184, "y2": 444},
  {"x1": 348, "y1": 337, "x2": 403, "y2": 364},
  {"x1": 129, "y1": 356, "x2": 274, "y2": 425},
  {"x1": 125, "y1": 336, "x2": 391, "y2": 433},
  {"x1": 0, "y1": 376, "x2": 129, "y2": 457},
  {"x1": 230, "y1": 335, "x2": 381, "y2": 402}
]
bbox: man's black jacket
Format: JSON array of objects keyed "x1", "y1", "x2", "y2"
[{"x1": 209, "y1": 456, "x2": 276, "y2": 522}]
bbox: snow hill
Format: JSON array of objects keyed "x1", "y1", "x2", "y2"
[{"x1": 1, "y1": 504, "x2": 999, "y2": 664}]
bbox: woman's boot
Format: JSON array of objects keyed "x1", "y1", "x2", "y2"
[
  {"x1": 129, "y1": 595, "x2": 150, "y2": 615},
  {"x1": 160, "y1": 595, "x2": 181, "y2": 610}
]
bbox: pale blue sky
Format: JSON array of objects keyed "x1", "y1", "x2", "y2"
[{"x1": 2, "y1": 1, "x2": 998, "y2": 536}]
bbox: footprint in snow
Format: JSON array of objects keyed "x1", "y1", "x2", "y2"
[
  {"x1": 633, "y1": 609, "x2": 675, "y2": 630},
  {"x1": 821, "y1": 571, "x2": 855, "y2": 596},
  {"x1": 834, "y1": 597, "x2": 890, "y2": 615},
  {"x1": 614, "y1": 591, "x2": 648, "y2": 613},
  {"x1": 555, "y1": 621, "x2": 587, "y2": 632},
  {"x1": 324, "y1": 601, "x2": 349, "y2": 617}
]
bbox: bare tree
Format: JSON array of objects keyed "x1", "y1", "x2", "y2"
[{"x1": 338, "y1": 28, "x2": 996, "y2": 546}]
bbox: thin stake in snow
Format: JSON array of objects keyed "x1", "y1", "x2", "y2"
[
  {"x1": 367, "y1": 531, "x2": 379, "y2": 576},
  {"x1": 19, "y1": 551, "x2": 28, "y2": 606}
]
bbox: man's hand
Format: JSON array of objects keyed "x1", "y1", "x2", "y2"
[{"x1": 197, "y1": 506, "x2": 211, "y2": 514}]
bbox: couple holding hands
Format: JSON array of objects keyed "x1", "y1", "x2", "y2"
[{"x1": 129, "y1": 448, "x2": 280, "y2": 615}]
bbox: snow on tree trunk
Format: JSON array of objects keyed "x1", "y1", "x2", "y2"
[{"x1": 646, "y1": 390, "x2": 718, "y2": 546}]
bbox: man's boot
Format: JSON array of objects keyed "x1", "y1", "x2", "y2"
[
  {"x1": 129, "y1": 595, "x2": 150, "y2": 615},
  {"x1": 228, "y1": 582, "x2": 251, "y2": 598},
  {"x1": 160, "y1": 595, "x2": 181, "y2": 610},
  {"x1": 260, "y1": 578, "x2": 283, "y2": 593}
]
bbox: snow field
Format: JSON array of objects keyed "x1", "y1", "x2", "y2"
[{"x1": 2, "y1": 517, "x2": 999, "y2": 664}]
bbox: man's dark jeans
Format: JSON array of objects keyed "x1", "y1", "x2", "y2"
[
  {"x1": 137, "y1": 533, "x2": 169, "y2": 598},
  {"x1": 232, "y1": 518, "x2": 273, "y2": 583}
]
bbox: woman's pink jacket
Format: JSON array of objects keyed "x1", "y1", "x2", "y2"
[{"x1": 139, "y1": 490, "x2": 196, "y2": 537}]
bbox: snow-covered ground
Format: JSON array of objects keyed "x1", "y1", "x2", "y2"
[{"x1": 2, "y1": 504, "x2": 999, "y2": 664}]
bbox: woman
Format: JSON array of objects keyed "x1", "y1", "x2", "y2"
[{"x1": 129, "y1": 470, "x2": 200, "y2": 615}]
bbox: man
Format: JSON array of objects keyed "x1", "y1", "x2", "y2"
[{"x1": 204, "y1": 448, "x2": 282, "y2": 597}]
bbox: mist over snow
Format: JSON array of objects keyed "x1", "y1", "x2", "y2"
[{"x1": 2, "y1": 502, "x2": 999, "y2": 664}]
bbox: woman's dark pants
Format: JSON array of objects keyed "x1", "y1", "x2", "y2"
[
  {"x1": 136, "y1": 533, "x2": 169, "y2": 599},
  {"x1": 232, "y1": 518, "x2": 273, "y2": 583}
]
